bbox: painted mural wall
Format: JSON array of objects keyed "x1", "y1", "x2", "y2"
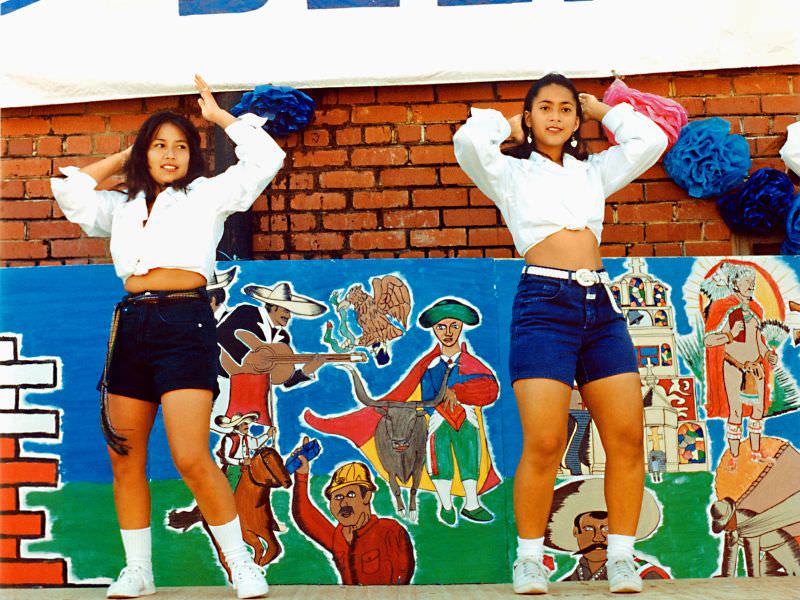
[{"x1": 1, "y1": 255, "x2": 799, "y2": 587}]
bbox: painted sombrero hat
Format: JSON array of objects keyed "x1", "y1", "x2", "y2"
[
  {"x1": 243, "y1": 282, "x2": 327, "y2": 317},
  {"x1": 206, "y1": 266, "x2": 239, "y2": 290},
  {"x1": 214, "y1": 412, "x2": 259, "y2": 429},
  {"x1": 545, "y1": 477, "x2": 661, "y2": 552}
]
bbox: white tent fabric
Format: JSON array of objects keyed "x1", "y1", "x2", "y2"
[{"x1": 0, "y1": 0, "x2": 798, "y2": 108}]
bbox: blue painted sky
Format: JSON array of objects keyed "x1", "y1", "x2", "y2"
[{"x1": 2, "y1": 256, "x2": 799, "y2": 484}]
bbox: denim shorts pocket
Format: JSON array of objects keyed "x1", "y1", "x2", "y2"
[
  {"x1": 517, "y1": 277, "x2": 563, "y2": 304},
  {"x1": 156, "y1": 300, "x2": 209, "y2": 326}
]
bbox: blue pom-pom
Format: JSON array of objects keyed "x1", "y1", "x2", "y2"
[
  {"x1": 782, "y1": 193, "x2": 800, "y2": 255},
  {"x1": 230, "y1": 85, "x2": 316, "y2": 138},
  {"x1": 716, "y1": 168, "x2": 796, "y2": 236},
  {"x1": 663, "y1": 118, "x2": 750, "y2": 198}
]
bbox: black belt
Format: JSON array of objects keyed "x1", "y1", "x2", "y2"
[{"x1": 100, "y1": 288, "x2": 207, "y2": 454}]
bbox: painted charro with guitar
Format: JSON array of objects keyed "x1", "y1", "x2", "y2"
[{"x1": 216, "y1": 281, "x2": 366, "y2": 452}]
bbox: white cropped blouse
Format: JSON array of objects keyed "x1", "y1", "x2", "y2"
[
  {"x1": 51, "y1": 113, "x2": 285, "y2": 283},
  {"x1": 780, "y1": 121, "x2": 800, "y2": 177},
  {"x1": 453, "y1": 103, "x2": 668, "y2": 256}
]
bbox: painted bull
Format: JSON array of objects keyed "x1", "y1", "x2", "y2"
[{"x1": 341, "y1": 364, "x2": 454, "y2": 523}]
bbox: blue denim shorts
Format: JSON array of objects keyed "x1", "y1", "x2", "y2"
[
  {"x1": 106, "y1": 289, "x2": 220, "y2": 403},
  {"x1": 509, "y1": 268, "x2": 639, "y2": 388}
]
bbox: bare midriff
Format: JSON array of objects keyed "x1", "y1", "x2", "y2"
[
  {"x1": 124, "y1": 268, "x2": 207, "y2": 294},
  {"x1": 523, "y1": 228, "x2": 603, "y2": 271}
]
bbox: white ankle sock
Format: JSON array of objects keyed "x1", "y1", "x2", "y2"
[
  {"x1": 209, "y1": 516, "x2": 251, "y2": 565},
  {"x1": 517, "y1": 536, "x2": 544, "y2": 561},
  {"x1": 607, "y1": 533, "x2": 635, "y2": 561},
  {"x1": 120, "y1": 527, "x2": 152, "y2": 573}
]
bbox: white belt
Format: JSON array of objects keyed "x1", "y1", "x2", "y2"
[
  {"x1": 523, "y1": 265, "x2": 622, "y2": 314},
  {"x1": 522, "y1": 265, "x2": 610, "y2": 287}
]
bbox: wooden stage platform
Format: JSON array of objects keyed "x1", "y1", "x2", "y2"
[{"x1": 1, "y1": 578, "x2": 798, "y2": 600}]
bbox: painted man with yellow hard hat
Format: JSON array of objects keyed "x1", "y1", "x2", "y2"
[{"x1": 290, "y1": 438, "x2": 415, "y2": 584}]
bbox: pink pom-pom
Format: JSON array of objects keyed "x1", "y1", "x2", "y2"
[{"x1": 602, "y1": 78, "x2": 688, "y2": 150}]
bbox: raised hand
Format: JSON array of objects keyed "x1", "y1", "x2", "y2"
[
  {"x1": 507, "y1": 114, "x2": 526, "y2": 144},
  {"x1": 194, "y1": 74, "x2": 234, "y2": 128},
  {"x1": 290, "y1": 435, "x2": 311, "y2": 475},
  {"x1": 578, "y1": 93, "x2": 610, "y2": 122}
]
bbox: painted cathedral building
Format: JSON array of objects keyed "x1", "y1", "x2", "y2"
[{"x1": 560, "y1": 258, "x2": 709, "y2": 480}]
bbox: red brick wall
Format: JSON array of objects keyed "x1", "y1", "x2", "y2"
[{"x1": 1, "y1": 66, "x2": 798, "y2": 266}]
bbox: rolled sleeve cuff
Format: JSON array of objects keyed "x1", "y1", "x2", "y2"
[
  {"x1": 53, "y1": 166, "x2": 99, "y2": 189},
  {"x1": 225, "y1": 112, "x2": 269, "y2": 142},
  {"x1": 601, "y1": 102, "x2": 635, "y2": 134},
  {"x1": 780, "y1": 121, "x2": 800, "y2": 176},
  {"x1": 468, "y1": 107, "x2": 512, "y2": 143}
]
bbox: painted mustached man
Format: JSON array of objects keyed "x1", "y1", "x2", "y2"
[{"x1": 290, "y1": 441, "x2": 415, "y2": 585}]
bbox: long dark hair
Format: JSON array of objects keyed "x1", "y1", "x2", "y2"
[
  {"x1": 125, "y1": 111, "x2": 206, "y2": 202},
  {"x1": 503, "y1": 73, "x2": 588, "y2": 162}
]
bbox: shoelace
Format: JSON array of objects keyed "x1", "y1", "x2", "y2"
[
  {"x1": 114, "y1": 565, "x2": 150, "y2": 585},
  {"x1": 231, "y1": 560, "x2": 264, "y2": 584},
  {"x1": 609, "y1": 557, "x2": 637, "y2": 579},
  {"x1": 515, "y1": 558, "x2": 548, "y2": 579}
]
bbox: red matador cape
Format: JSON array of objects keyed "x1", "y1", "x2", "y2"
[
  {"x1": 704, "y1": 296, "x2": 772, "y2": 419},
  {"x1": 304, "y1": 344, "x2": 501, "y2": 496}
]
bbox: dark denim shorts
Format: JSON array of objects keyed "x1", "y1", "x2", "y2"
[
  {"x1": 509, "y1": 269, "x2": 639, "y2": 388},
  {"x1": 106, "y1": 289, "x2": 220, "y2": 403}
]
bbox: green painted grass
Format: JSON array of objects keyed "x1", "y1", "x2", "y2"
[
  {"x1": 25, "y1": 477, "x2": 508, "y2": 585},
  {"x1": 25, "y1": 471, "x2": 720, "y2": 585}
]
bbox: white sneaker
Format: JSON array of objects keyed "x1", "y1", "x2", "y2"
[
  {"x1": 106, "y1": 565, "x2": 155, "y2": 598},
  {"x1": 230, "y1": 559, "x2": 269, "y2": 599},
  {"x1": 512, "y1": 557, "x2": 549, "y2": 594},
  {"x1": 607, "y1": 557, "x2": 643, "y2": 593}
]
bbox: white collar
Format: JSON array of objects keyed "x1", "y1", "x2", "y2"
[
  {"x1": 432, "y1": 351, "x2": 460, "y2": 368},
  {"x1": 213, "y1": 303, "x2": 229, "y2": 321},
  {"x1": 527, "y1": 151, "x2": 587, "y2": 172},
  {"x1": 265, "y1": 311, "x2": 284, "y2": 333}
]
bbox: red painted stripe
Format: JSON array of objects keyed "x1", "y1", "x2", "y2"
[
  {"x1": 0, "y1": 538, "x2": 19, "y2": 559},
  {"x1": 0, "y1": 511, "x2": 44, "y2": 537},
  {"x1": 0, "y1": 460, "x2": 58, "y2": 487},
  {"x1": 0, "y1": 559, "x2": 68, "y2": 585},
  {"x1": 0, "y1": 488, "x2": 18, "y2": 511},
  {"x1": 0, "y1": 438, "x2": 17, "y2": 460}
]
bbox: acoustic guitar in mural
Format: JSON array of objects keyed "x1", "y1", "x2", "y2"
[{"x1": 222, "y1": 330, "x2": 368, "y2": 383}]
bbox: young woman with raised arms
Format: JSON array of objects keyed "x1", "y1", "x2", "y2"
[
  {"x1": 454, "y1": 73, "x2": 668, "y2": 594},
  {"x1": 51, "y1": 75, "x2": 284, "y2": 599}
]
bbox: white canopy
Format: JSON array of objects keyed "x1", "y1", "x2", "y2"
[{"x1": 1, "y1": 0, "x2": 797, "y2": 108}]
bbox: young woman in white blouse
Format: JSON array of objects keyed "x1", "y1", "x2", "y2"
[
  {"x1": 50, "y1": 75, "x2": 283, "y2": 599},
  {"x1": 454, "y1": 73, "x2": 668, "y2": 594}
]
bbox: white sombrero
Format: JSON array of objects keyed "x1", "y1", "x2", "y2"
[
  {"x1": 243, "y1": 282, "x2": 327, "y2": 317},
  {"x1": 545, "y1": 477, "x2": 661, "y2": 552},
  {"x1": 214, "y1": 412, "x2": 259, "y2": 429},
  {"x1": 206, "y1": 266, "x2": 239, "y2": 290}
]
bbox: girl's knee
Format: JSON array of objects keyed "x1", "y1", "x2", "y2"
[
  {"x1": 521, "y1": 434, "x2": 566, "y2": 463},
  {"x1": 606, "y1": 431, "x2": 644, "y2": 459},
  {"x1": 109, "y1": 452, "x2": 148, "y2": 480},
  {"x1": 172, "y1": 450, "x2": 215, "y2": 482}
]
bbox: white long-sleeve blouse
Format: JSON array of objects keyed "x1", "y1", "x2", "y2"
[
  {"x1": 50, "y1": 113, "x2": 285, "y2": 283},
  {"x1": 453, "y1": 103, "x2": 668, "y2": 256},
  {"x1": 780, "y1": 121, "x2": 800, "y2": 177}
]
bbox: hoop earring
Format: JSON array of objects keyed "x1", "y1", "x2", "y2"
[{"x1": 570, "y1": 136, "x2": 578, "y2": 148}]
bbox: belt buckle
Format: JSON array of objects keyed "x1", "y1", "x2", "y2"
[{"x1": 575, "y1": 268, "x2": 598, "y2": 287}]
